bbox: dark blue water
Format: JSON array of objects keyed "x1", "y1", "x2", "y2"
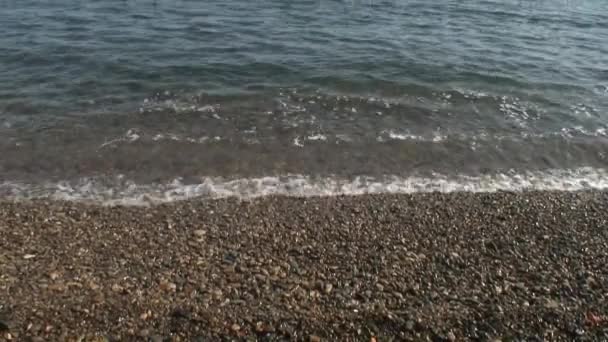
[{"x1": 1, "y1": 0, "x2": 608, "y2": 202}]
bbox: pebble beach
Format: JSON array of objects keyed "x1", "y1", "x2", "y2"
[{"x1": 1, "y1": 191, "x2": 607, "y2": 341}]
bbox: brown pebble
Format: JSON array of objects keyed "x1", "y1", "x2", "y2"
[
  {"x1": 0, "y1": 192, "x2": 606, "y2": 340},
  {"x1": 160, "y1": 280, "x2": 177, "y2": 292},
  {"x1": 111, "y1": 284, "x2": 124, "y2": 293}
]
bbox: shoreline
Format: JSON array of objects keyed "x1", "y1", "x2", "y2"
[
  {"x1": 2, "y1": 167, "x2": 608, "y2": 206},
  {"x1": 1, "y1": 191, "x2": 607, "y2": 341}
]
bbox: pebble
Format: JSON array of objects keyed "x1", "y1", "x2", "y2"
[
  {"x1": 159, "y1": 280, "x2": 177, "y2": 292},
  {"x1": 111, "y1": 284, "x2": 124, "y2": 293},
  {"x1": 149, "y1": 335, "x2": 164, "y2": 342},
  {"x1": 545, "y1": 299, "x2": 560, "y2": 309},
  {"x1": 1, "y1": 192, "x2": 607, "y2": 340},
  {"x1": 405, "y1": 320, "x2": 415, "y2": 331}
]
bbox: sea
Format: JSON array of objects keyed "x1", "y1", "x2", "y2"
[{"x1": 1, "y1": 0, "x2": 607, "y2": 204}]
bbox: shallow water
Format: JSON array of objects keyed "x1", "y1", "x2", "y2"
[{"x1": 1, "y1": 0, "x2": 607, "y2": 202}]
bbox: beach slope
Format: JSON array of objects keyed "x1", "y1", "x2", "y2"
[{"x1": 1, "y1": 191, "x2": 607, "y2": 341}]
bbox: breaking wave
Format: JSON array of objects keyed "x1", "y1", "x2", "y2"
[{"x1": 1, "y1": 168, "x2": 607, "y2": 206}]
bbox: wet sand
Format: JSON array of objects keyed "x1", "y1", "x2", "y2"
[{"x1": 1, "y1": 191, "x2": 607, "y2": 341}]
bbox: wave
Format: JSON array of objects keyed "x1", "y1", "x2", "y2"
[
  {"x1": 377, "y1": 130, "x2": 447, "y2": 142},
  {"x1": 1, "y1": 168, "x2": 607, "y2": 206},
  {"x1": 93, "y1": 124, "x2": 608, "y2": 150}
]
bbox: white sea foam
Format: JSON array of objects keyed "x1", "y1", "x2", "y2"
[
  {"x1": 293, "y1": 136, "x2": 304, "y2": 147},
  {"x1": 291, "y1": 134, "x2": 329, "y2": 146},
  {"x1": 139, "y1": 97, "x2": 220, "y2": 115},
  {"x1": 571, "y1": 103, "x2": 598, "y2": 118},
  {"x1": 307, "y1": 134, "x2": 328, "y2": 141},
  {"x1": 1, "y1": 168, "x2": 607, "y2": 206},
  {"x1": 102, "y1": 130, "x2": 228, "y2": 147},
  {"x1": 99, "y1": 129, "x2": 140, "y2": 148},
  {"x1": 378, "y1": 130, "x2": 447, "y2": 142},
  {"x1": 459, "y1": 89, "x2": 490, "y2": 99},
  {"x1": 559, "y1": 126, "x2": 608, "y2": 138},
  {"x1": 377, "y1": 126, "x2": 608, "y2": 143}
]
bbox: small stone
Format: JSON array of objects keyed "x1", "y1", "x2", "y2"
[
  {"x1": 212, "y1": 289, "x2": 223, "y2": 299},
  {"x1": 111, "y1": 284, "x2": 124, "y2": 293},
  {"x1": 231, "y1": 324, "x2": 240, "y2": 331},
  {"x1": 254, "y1": 274, "x2": 266, "y2": 282},
  {"x1": 159, "y1": 280, "x2": 176, "y2": 292},
  {"x1": 405, "y1": 320, "x2": 415, "y2": 331},
  {"x1": 48, "y1": 283, "x2": 67, "y2": 292},
  {"x1": 193, "y1": 230, "x2": 206, "y2": 238},
  {"x1": 23, "y1": 254, "x2": 36, "y2": 259},
  {"x1": 149, "y1": 335, "x2": 163, "y2": 342},
  {"x1": 545, "y1": 299, "x2": 559, "y2": 309},
  {"x1": 514, "y1": 282, "x2": 526, "y2": 290},
  {"x1": 375, "y1": 283, "x2": 384, "y2": 292},
  {"x1": 48, "y1": 271, "x2": 60, "y2": 280},
  {"x1": 324, "y1": 283, "x2": 333, "y2": 294},
  {"x1": 310, "y1": 335, "x2": 321, "y2": 342},
  {"x1": 90, "y1": 336, "x2": 110, "y2": 342},
  {"x1": 447, "y1": 331, "x2": 456, "y2": 341},
  {"x1": 171, "y1": 307, "x2": 189, "y2": 319}
]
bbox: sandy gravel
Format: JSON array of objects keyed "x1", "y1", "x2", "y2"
[{"x1": 0, "y1": 191, "x2": 607, "y2": 341}]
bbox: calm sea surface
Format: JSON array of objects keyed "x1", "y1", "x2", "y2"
[{"x1": 1, "y1": 0, "x2": 608, "y2": 202}]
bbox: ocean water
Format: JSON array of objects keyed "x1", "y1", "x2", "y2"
[{"x1": 1, "y1": 0, "x2": 607, "y2": 203}]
